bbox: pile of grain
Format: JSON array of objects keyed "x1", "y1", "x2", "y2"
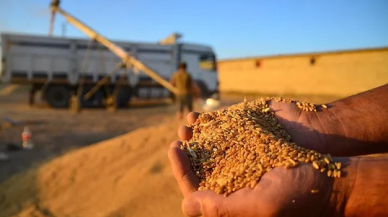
[
  {"x1": 0, "y1": 120, "x2": 184, "y2": 217},
  {"x1": 181, "y1": 97, "x2": 341, "y2": 196}
]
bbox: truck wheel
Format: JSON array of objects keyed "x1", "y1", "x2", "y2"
[
  {"x1": 116, "y1": 86, "x2": 132, "y2": 107},
  {"x1": 45, "y1": 85, "x2": 71, "y2": 108}
]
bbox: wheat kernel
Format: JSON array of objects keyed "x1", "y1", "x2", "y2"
[
  {"x1": 312, "y1": 161, "x2": 320, "y2": 170},
  {"x1": 182, "y1": 97, "x2": 342, "y2": 196},
  {"x1": 288, "y1": 158, "x2": 297, "y2": 165},
  {"x1": 335, "y1": 162, "x2": 342, "y2": 170}
]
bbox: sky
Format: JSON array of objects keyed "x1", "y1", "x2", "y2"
[{"x1": 0, "y1": 0, "x2": 387, "y2": 59}]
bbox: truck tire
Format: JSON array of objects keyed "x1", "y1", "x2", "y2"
[
  {"x1": 116, "y1": 86, "x2": 132, "y2": 107},
  {"x1": 45, "y1": 85, "x2": 71, "y2": 108}
]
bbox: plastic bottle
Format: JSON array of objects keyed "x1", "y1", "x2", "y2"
[{"x1": 22, "y1": 126, "x2": 34, "y2": 149}]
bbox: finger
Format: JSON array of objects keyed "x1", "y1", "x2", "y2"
[
  {"x1": 178, "y1": 126, "x2": 193, "y2": 141},
  {"x1": 168, "y1": 141, "x2": 199, "y2": 197},
  {"x1": 267, "y1": 99, "x2": 301, "y2": 119},
  {"x1": 187, "y1": 112, "x2": 200, "y2": 125},
  {"x1": 182, "y1": 190, "x2": 231, "y2": 217},
  {"x1": 170, "y1": 140, "x2": 182, "y2": 149}
]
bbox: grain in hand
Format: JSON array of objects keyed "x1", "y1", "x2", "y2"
[{"x1": 181, "y1": 97, "x2": 341, "y2": 196}]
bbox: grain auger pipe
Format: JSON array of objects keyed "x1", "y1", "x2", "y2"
[{"x1": 49, "y1": 0, "x2": 178, "y2": 96}]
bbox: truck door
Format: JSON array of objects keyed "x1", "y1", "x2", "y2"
[{"x1": 180, "y1": 51, "x2": 218, "y2": 94}]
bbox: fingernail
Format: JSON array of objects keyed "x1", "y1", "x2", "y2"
[{"x1": 185, "y1": 199, "x2": 202, "y2": 217}]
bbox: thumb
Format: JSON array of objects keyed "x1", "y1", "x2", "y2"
[{"x1": 182, "y1": 190, "x2": 230, "y2": 217}]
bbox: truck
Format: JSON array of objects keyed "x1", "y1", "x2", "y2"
[{"x1": 0, "y1": 32, "x2": 219, "y2": 108}]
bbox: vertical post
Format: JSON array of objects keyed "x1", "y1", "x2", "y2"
[{"x1": 49, "y1": 11, "x2": 56, "y2": 37}]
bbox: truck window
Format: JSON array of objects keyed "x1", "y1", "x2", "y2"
[{"x1": 199, "y1": 54, "x2": 217, "y2": 71}]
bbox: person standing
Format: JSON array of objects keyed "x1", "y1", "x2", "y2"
[{"x1": 170, "y1": 62, "x2": 194, "y2": 120}]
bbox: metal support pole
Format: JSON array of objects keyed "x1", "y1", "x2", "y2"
[{"x1": 83, "y1": 62, "x2": 124, "y2": 100}]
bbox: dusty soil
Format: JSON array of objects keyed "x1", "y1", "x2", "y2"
[
  {"x1": 0, "y1": 86, "x2": 340, "y2": 217},
  {"x1": 0, "y1": 120, "x2": 186, "y2": 217},
  {"x1": 0, "y1": 87, "x2": 178, "y2": 183}
]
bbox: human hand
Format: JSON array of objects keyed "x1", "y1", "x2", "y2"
[
  {"x1": 187, "y1": 100, "x2": 334, "y2": 154},
  {"x1": 267, "y1": 100, "x2": 332, "y2": 154},
  {"x1": 168, "y1": 113, "x2": 336, "y2": 217},
  {"x1": 269, "y1": 84, "x2": 388, "y2": 156}
]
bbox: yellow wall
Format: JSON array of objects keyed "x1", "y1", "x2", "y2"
[{"x1": 218, "y1": 48, "x2": 388, "y2": 97}]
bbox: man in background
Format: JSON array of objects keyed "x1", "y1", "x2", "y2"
[{"x1": 170, "y1": 62, "x2": 196, "y2": 120}]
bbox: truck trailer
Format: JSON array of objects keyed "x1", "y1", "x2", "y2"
[{"x1": 0, "y1": 33, "x2": 219, "y2": 108}]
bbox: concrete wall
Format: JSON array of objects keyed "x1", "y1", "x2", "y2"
[{"x1": 218, "y1": 48, "x2": 388, "y2": 97}]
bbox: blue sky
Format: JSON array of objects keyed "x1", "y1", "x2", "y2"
[{"x1": 0, "y1": 0, "x2": 387, "y2": 59}]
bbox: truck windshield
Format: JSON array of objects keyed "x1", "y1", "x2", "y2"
[{"x1": 199, "y1": 53, "x2": 217, "y2": 72}]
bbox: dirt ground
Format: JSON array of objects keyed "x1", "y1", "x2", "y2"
[
  {"x1": 0, "y1": 87, "x2": 179, "y2": 183},
  {"x1": 0, "y1": 86, "x2": 341, "y2": 217}
]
